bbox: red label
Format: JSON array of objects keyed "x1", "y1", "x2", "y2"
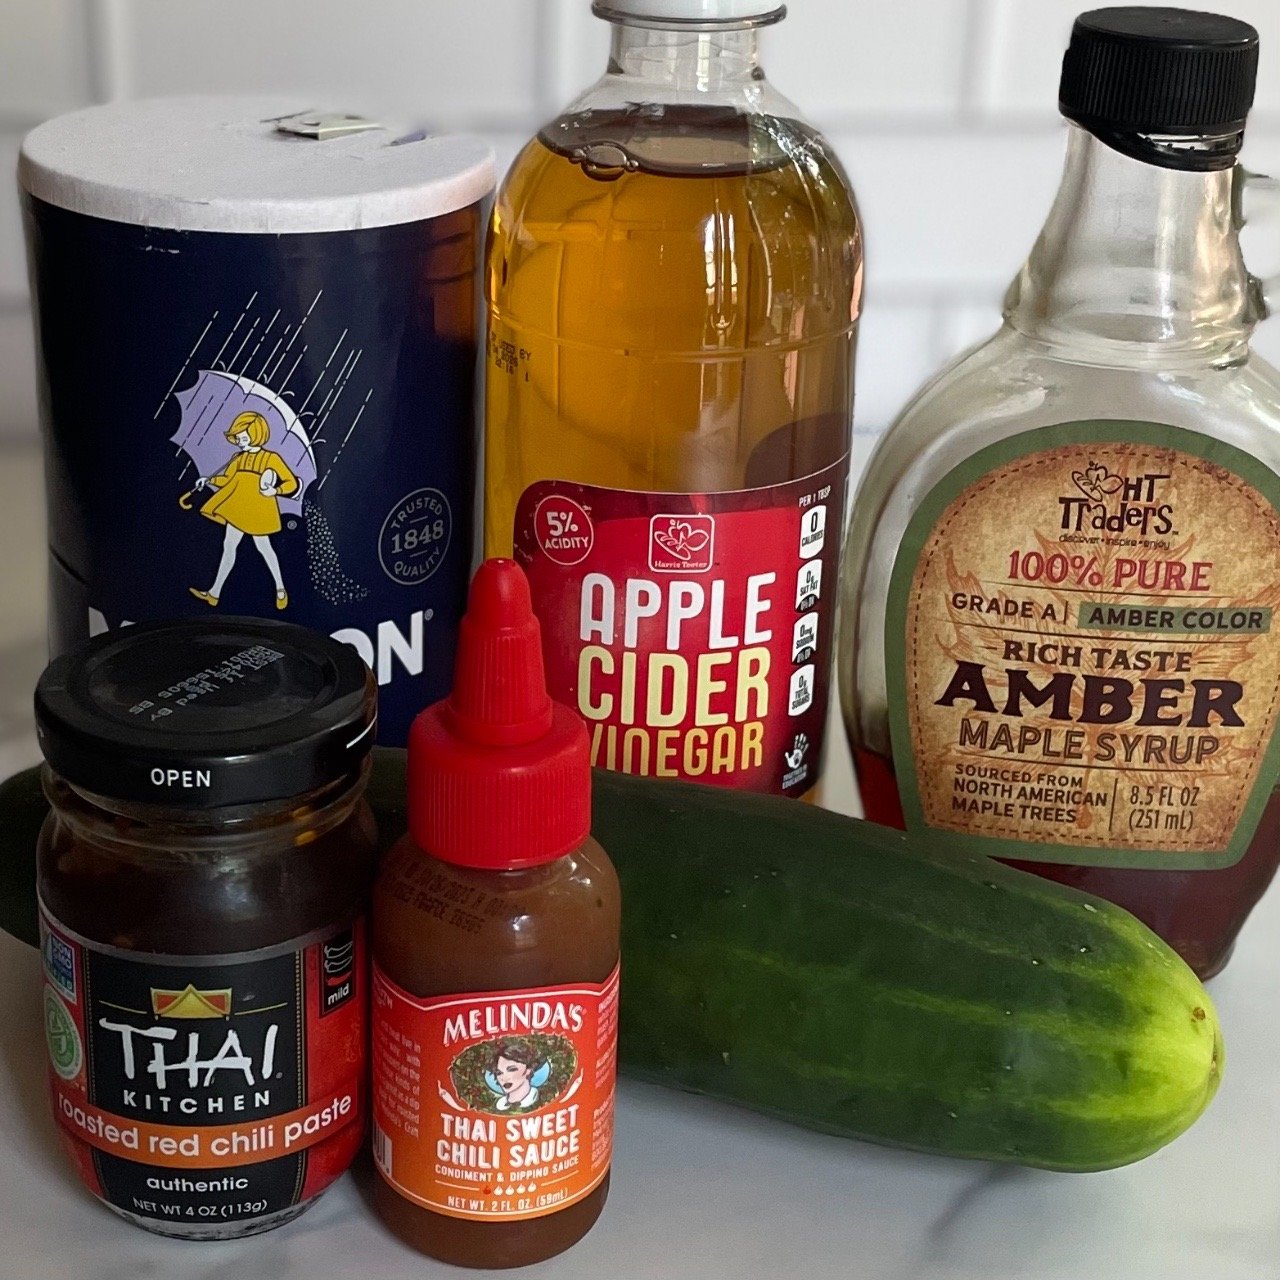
[
  {"x1": 40, "y1": 907, "x2": 367, "y2": 1230},
  {"x1": 515, "y1": 461, "x2": 846, "y2": 794},
  {"x1": 372, "y1": 965, "x2": 619, "y2": 1222}
]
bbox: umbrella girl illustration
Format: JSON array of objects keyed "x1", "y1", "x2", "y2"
[
  {"x1": 189, "y1": 410, "x2": 296, "y2": 608},
  {"x1": 173, "y1": 371, "x2": 319, "y2": 611}
]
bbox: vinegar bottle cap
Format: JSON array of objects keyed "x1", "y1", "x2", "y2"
[
  {"x1": 407, "y1": 558, "x2": 591, "y2": 869},
  {"x1": 593, "y1": 1, "x2": 785, "y2": 25}
]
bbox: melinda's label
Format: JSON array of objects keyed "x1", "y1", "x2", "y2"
[
  {"x1": 40, "y1": 908, "x2": 366, "y2": 1229},
  {"x1": 886, "y1": 421, "x2": 1280, "y2": 869},
  {"x1": 372, "y1": 966, "x2": 619, "y2": 1222},
  {"x1": 514, "y1": 461, "x2": 846, "y2": 794},
  {"x1": 25, "y1": 194, "x2": 483, "y2": 745}
]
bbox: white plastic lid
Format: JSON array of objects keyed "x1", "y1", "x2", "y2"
[
  {"x1": 19, "y1": 96, "x2": 495, "y2": 234},
  {"x1": 593, "y1": 1, "x2": 786, "y2": 24}
]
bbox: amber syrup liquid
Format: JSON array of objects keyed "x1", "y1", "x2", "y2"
[{"x1": 855, "y1": 747, "x2": 1280, "y2": 978}]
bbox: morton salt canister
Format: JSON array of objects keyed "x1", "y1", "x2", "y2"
[{"x1": 20, "y1": 98, "x2": 494, "y2": 744}]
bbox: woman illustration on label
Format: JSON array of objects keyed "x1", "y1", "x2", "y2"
[
  {"x1": 484, "y1": 1038, "x2": 552, "y2": 1112},
  {"x1": 189, "y1": 412, "x2": 296, "y2": 610}
]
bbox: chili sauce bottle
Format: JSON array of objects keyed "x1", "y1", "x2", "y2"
[
  {"x1": 486, "y1": 0, "x2": 863, "y2": 799},
  {"x1": 372, "y1": 559, "x2": 620, "y2": 1268},
  {"x1": 839, "y1": 8, "x2": 1280, "y2": 978}
]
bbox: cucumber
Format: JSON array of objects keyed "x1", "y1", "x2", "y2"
[
  {"x1": 590, "y1": 770, "x2": 1221, "y2": 1171},
  {"x1": 0, "y1": 752, "x2": 1222, "y2": 1169}
]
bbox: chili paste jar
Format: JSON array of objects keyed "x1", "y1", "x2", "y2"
[{"x1": 34, "y1": 618, "x2": 378, "y2": 1240}]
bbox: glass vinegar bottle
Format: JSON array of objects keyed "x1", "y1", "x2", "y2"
[
  {"x1": 486, "y1": 0, "x2": 862, "y2": 799},
  {"x1": 838, "y1": 8, "x2": 1280, "y2": 977}
]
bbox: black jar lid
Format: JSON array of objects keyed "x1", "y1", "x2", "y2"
[
  {"x1": 35, "y1": 618, "x2": 377, "y2": 809},
  {"x1": 1060, "y1": 8, "x2": 1259, "y2": 169}
]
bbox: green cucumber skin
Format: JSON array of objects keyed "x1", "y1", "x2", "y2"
[
  {"x1": 591, "y1": 771, "x2": 1222, "y2": 1173},
  {"x1": 1, "y1": 753, "x2": 1222, "y2": 1170}
]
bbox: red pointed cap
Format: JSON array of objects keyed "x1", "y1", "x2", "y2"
[{"x1": 407, "y1": 559, "x2": 591, "y2": 868}]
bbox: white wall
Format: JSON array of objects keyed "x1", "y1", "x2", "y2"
[{"x1": 3, "y1": 0, "x2": 1280, "y2": 444}]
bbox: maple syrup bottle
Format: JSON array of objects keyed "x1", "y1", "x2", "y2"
[
  {"x1": 839, "y1": 8, "x2": 1280, "y2": 978},
  {"x1": 487, "y1": 0, "x2": 862, "y2": 799}
]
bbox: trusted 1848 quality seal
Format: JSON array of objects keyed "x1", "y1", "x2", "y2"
[{"x1": 379, "y1": 488, "x2": 453, "y2": 586}]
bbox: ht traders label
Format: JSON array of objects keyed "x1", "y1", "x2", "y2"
[
  {"x1": 886, "y1": 421, "x2": 1280, "y2": 870},
  {"x1": 372, "y1": 965, "x2": 619, "y2": 1221},
  {"x1": 39, "y1": 909, "x2": 366, "y2": 1232},
  {"x1": 514, "y1": 460, "x2": 846, "y2": 794}
]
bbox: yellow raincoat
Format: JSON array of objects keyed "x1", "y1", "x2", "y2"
[{"x1": 200, "y1": 450, "x2": 298, "y2": 536}]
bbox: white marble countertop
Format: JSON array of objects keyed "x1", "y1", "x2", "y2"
[
  {"x1": 1, "y1": 439, "x2": 1278, "y2": 1278},
  {"x1": 2, "y1": 906, "x2": 1278, "y2": 1280}
]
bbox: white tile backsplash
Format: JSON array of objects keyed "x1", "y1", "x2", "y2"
[
  {"x1": 2, "y1": 0, "x2": 1280, "y2": 447},
  {"x1": 547, "y1": 0, "x2": 610, "y2": 111},
  {"x1": 769, "y1": 0, "x2": 970, "y2": 124},
  {"x1": 119, "y1": 0, "x2": 544, "y2": 128},
  {"x1": 934, "y1": 301, "x2": 1004, "y2": 365},
  {"x1": 4, "y1": 0, "x2": 1280, "y2": 793},
  {"x1": 1253, "y1": 313, "x2": 1280, "y2": 368},
  {"x1": 0, "y1": 0, "x2": 91, "y2": 120},
  {"x1": 979, "y1": 0, "x2": 1280, "y2": 118},
  {"x1": 549, "y1": 1, "x2": 972, "y2": 126},
  {"x1": 834, "y1": 127, "x2": 1066, "y2": 294},
  {"x1": 852, "y1": 301, "x2": 944, "y2": 433}
]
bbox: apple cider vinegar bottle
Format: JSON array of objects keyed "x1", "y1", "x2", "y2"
[{"x1": 486, "y1": 0, "x2": 863, "y2": 798}]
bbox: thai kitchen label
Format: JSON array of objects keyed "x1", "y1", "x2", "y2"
[
  {"x1": 513, "y1": 459, "x2": 847, "y2": 794},
  {"x1": 886, "y1": 422, "x2": 1280, "y2": 869},
  {"x1": 40, "y1": 908, "x2": 366, "y2": 1230},
  {"x1": 371, "y1": 965, "x2": 619, "y2": 1222}
]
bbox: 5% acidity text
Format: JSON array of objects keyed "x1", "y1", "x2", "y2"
[
  {"x1": 545, "y1": 511, "x2": 582, "y2": 538},
  {"x1": 1007, "y1": 550, "x2": 1103, "y2": 587}
]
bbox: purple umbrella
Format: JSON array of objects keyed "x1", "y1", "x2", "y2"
[{"x1": 172, "y1": 370, "x2": 318, "y2": 517}]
